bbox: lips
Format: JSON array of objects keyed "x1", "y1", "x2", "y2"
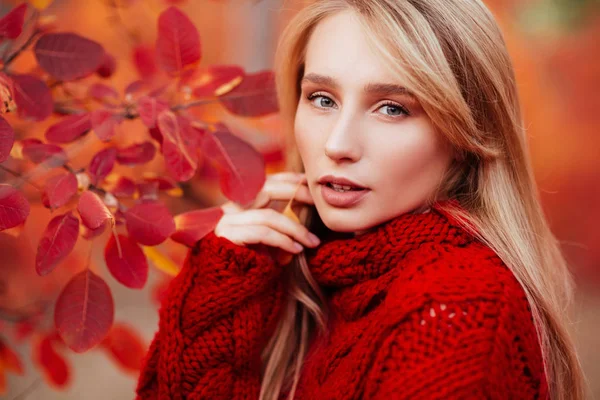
[
  {"x1": 317, "y1": 175, "x2": 371, "y2": 207},
  {"x1": 320, "y1": 184, "x2": 370, "y2": 207},
  {"x1": 317, "y1": 175, "x2": 368, "y2": 190}
]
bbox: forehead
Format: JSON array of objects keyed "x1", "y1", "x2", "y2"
[{"x1": 304, "y1": 10, "x2": 403, "y2": 88}]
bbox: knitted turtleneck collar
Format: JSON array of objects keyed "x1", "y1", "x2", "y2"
[{"x1": 306, "y1": 199, "x2": 473, "y2": 290}]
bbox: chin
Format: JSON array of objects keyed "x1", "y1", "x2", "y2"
[{"x1": 318, "y1": 211, "x2": 372, "y2": 234}]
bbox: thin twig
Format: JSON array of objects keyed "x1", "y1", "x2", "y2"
[
  {"x1": 10, "y1": 377, "x2": 42, "y2": 400},
  {"x1": 0, "y1": 165, "x2": 43, "y2": 191},
  {"x1": 0, "y1": 300, "x2": 47, "y2": 323},
  {"x1": 2, "y1": 29, "x2": 41, "y2": 71}
]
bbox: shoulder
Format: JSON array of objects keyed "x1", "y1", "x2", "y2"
[
  {"x1": 378, "y1": 239, "x2": 543, "y2": 363},
  {"x1": 364, "y1": 242, "x2": 547, "y2": 398},
  {"x1": 387, "y1": 238, "x2": 529, "y2": 311},
  {"x1": 382, "y1": 239, "x2": 538, "y2": 331}
]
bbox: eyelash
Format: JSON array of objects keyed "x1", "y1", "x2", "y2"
[{"x1": 305, "y1": 92, "x2": 411, "y2": 118}]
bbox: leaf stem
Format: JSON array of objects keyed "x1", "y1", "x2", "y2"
[
  {"x1": 10, "y1": 377, "x2": 42, "y2": 400},
  {"x1": 0, "y1": 164, "x2": 43, "y2": 191},
  {"x1": 2, "y1": 27, "x2": 41, "y2": 71}
]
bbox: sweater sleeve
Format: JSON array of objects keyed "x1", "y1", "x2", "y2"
[
  {"x1": 362, "y1": 283, "x2": 548, "y2": 399},
  {"x1": 136, "y1": 231, "x2": 286, "y2": 400}
]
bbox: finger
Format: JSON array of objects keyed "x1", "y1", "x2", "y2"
[
  {"x1": 261, "y1": 181, "x2": 314, "y2": 204},
  {"x1": 221, "y1": 201, "x2": 243, "y2": 214},
  {"x1": 268, "y1": 172, "x2": 305, "y2": 182},
  {"x1": 249, "y1": 181, "x2": 300, "y2": 210},
  {"x1": 293, "y1": 184, "x2": 314, "y2": 204},
  {"x1": 243, "y1": 175, "x2": 303, "y2": 210},
  {"x1": 230, "y1": 225, "x2": 304, "y2": 254},
  {"x1": 231, "y1": 208, "x2": 319, "y2": 248}
]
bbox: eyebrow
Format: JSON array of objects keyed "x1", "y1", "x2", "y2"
[{"x1": 300, "y1": 73, "x2": 416, "y2": 99}]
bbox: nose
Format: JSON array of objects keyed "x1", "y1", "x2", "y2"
[{"x1": 324, "y1": 111, "x2": 362, "y2": 162}]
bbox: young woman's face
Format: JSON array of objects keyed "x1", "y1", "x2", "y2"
[{"x1": 294, "y1": 10, "x2": 455, "y2": 235}]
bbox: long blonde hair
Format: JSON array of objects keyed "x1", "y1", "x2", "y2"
[{"x1": 260, "y1": 1, "x2": 587, "y2": 399}]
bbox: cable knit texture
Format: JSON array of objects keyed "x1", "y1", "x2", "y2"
[{"x1": 136, "y1": 199, "x2": 548, "y2": 399}]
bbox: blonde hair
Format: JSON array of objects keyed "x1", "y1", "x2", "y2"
[{"x1": 260, "y1": 1, "x2": 587, "y2": 399}]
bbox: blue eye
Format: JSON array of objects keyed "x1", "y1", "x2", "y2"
[
  {"x1": 307, "y1": 93, "x2": 336, "y2": 109},
  {"x1": 377, "y1": 102, "x2": 409, "y2": 117}
]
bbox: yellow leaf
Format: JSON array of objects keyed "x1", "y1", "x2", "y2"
[
  {"x1": 2, "y1": 222, "x2": 25, "y2": 238},
  {"x1": 0, "y1": 81, "x2": 15, "y2": 114},
  {"x1": 9, "y1": 141, "x2": 23, "y2": 160},
  {"x1": 166, "y1": 187, "x2": 183, "y2": 197},
  {"x1": 142, "y1": 246, "x2": 179, "y2": 276},
  {"x1": 30, "y1": 0, "x2": 54, "y2": 10},
  {"x1": 282, "y1": 181, "x2": 301, "y2": 223},
  {"x1": 214, "y1": 75, "x2": 243, "y2": 96}
]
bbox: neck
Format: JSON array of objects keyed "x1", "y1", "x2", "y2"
[
  {"x1": 352, "y1": 204, "x2": 433, "y2": 237},
  {"x1": 307, "y1": 198, "x2": 470, "y2": 289}
]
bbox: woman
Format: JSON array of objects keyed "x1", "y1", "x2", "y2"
[{"x1": 136, "y1": 0, "x2": 586, "y2": 399}]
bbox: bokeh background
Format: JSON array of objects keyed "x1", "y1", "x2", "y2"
[{"x1": 1, "y1": 0, "x2": 599, "y2": 398}]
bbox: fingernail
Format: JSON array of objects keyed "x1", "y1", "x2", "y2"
[
  {"x1": 308, "y1": 233, "x2": 320, "y2": 245},
  {"x1": 293, "y1": 242, "x2": 304, "y2": 252}
]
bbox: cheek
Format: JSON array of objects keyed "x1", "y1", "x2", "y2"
[
  {"x1": 377, "y1": 125, "x2": 450, "y2": 187},
  {"x1": 294, "y1": 107, "x2": 322, "y2": 169}
]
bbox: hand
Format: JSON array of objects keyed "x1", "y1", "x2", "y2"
[{"x1": 215, "y1": 172, "x2": 320, "y2": 254}]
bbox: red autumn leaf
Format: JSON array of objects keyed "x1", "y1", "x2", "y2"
[
  {"x1": 10, "y1": 73, "x2": 53, "y2": 121},
  {"x1": 171, "y1": 206, "x2": 223, "y2": 247},
  {"x1": 0, "y1": 3, "x2": 27, "y2": 40},
  {"x1": 136, "y1": 180, "x2": 159, "y2": 201},
  {"x1": 142, "y1": 173, "x2": 181, "y2": 193},
  {"x1": 137, "y1": 96, "x2": 169, "y2": 128},
  {"x1": 42, "y1": 172, "x2": 77, "y2": 209},
  {"x1": 116, "y1": 141, "x2": 156, "y2": 165},
  {"x1": 158, "y1": 111, "x2": 203, "y2": 181},
  {"x1": 80, "y1": 223, "x2": 106, "y2": 240},
  {"x1": 132, "y1": 44, "x2": 157, "y2": 80},
  {"x1": 20, "y1": 139, "x2": 67, "y2": 166},
  {"x1": 105, "y1": 175, "x2": 136, "y2": 198},
  {"x1": 219, "y1": 70, "x2": 278, "y2": 117},
  {"x1": 0, "y1": 115, "x2": 15, "y2": 163},
  {"x1": 55, "y1": 269, "x2": 114, "y2": 352},
  {"x1": 96, "y1": 52, "x2": 117, "y2": 78},
  {"x1": 104, "y1": 234, "x2": 148, "y2": 289},
  {"x1": 148, "y1": 84, "x2": 168, "y2": 98},
  {"x1": 202, "y1": 127, "x2": 266, "y2": 206},
  {"x1": 12, "y1": 137, "x2": 40, "y2": 159},
  {"x1": 151, "y1": 275, "x2": 172, "y2": 305},
  {"x1": 33, "y1": 333, "x2": 70, "y2": 388},
  {"x1": 0, "y1": 338, "x2": 24, "y2": 375},
  {"x1": 91, "y1": 109, "x2": 123, "y2": 142},
  {"x1": 148, "y1": 126, "x2": 162, "y2": 145},
  {"x1": 100, "y1": 323, "x2": 146, "y2": 373},
  {"x1": 156, "y1": 7, "x2": 201, "y2": 75},
  {"x1": 89, "y1": 147, "x2": 117, "y2": 185},
  {"x1": 45, "y1": 113, "x2": 91, "y2": 144},
  {"x1": 88, "y1": 83, "x2": 119, "y2": 102},
  {"x1": 14, "y1": 320, "x2": 36, "y2": 342},
  {"x1": 35, "y1": 211, "x2": 79, "y2": 276},
  {"x1": 192, "y1": 65, "x2": 244, "y2": 98},
  {"x1": 77, "y1": 190, "x2": 113, "y2": 230},
  {"x1": 124, "y1": 79, "x2": 146, "y2": 97},
  {"x1": 34, "y1": 32, "x2": 105, "y2": 81},
  {"x1": 125, "y1": 201, "x2": 175, "y2": 245},
  {"x1": 0, "y1": 184, "x2": 30, "y2": 231}
]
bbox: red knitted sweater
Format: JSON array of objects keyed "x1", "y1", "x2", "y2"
[{"x1": 136, "y1": 199, "x2": 548, "y2": 399}]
